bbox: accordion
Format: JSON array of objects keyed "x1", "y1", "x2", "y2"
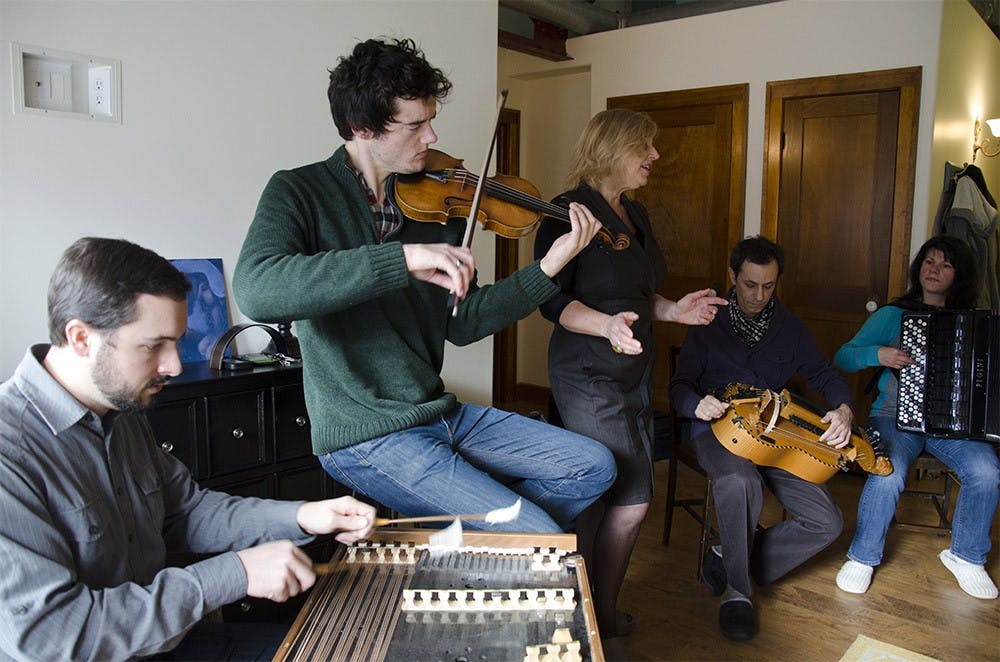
[{"x1": 897, "y1": 310, "x2": 999, "y2": 442}]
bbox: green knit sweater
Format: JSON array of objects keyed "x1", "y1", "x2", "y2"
[{"x1": 234, "y1": 146, "x2": 558, "y2": 454}]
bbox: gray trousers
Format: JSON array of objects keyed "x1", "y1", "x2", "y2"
[{"x1": 692, "y1": 430, "x2": 844, "y2": 597}]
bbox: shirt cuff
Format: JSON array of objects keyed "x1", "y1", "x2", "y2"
[
  {"x1": 188, "y1": 552, "x2": 249, "y2": 612},
  {"x1": 365, "y1": 243, "x2": 409, "y2": 296},
  {"x1": 255, "y1": 499, "x2": 316, "y2": 545},
  {"x1": 515, "y1": 260, "x2": 560, "y2": 305}
]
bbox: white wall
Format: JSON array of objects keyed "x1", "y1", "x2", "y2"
[
  {"x1": 501, "y1": 0, "x2": 955, "y2": 389},
  {"x1": 0, "y1": 0, "x2": 500, "y2": 403}
]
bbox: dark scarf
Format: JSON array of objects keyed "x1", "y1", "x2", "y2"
[{"x1": 728, "y1": 287, "x2": 775, "y2": 348}]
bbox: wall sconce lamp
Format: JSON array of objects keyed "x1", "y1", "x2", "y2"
[{"x1": 973, "y1": 117, "x2": 1000, "y2": 161}]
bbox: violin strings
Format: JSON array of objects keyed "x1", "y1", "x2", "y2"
[
  {"x1": 446, "y1": 169, "x2": 570, "y2": 219},
  {"x1": 435, "y1": 168, "x2": 628, "y2": 248}
]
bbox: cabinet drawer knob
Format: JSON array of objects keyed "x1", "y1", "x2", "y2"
[
  {"x1": 160, "y1": 441, "x2": 174, "y2": 453},
  {"x1": 232, "y1": 428, "x2": 245, "y2": 439},
  {"x1": 295, "y1": 416, "x2": 307, "y2": 427}
]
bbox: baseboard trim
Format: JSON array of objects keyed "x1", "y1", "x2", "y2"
[{"x1": 513, "y1": 382, "x2": 550, "y2": 405}]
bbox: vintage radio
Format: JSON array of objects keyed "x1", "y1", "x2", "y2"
[{"x1": 897, "y1": 310, "x2": 999, "y2": 442}]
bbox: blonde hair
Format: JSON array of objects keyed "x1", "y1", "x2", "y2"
[{"x1": 565, "y1": 109, "x2": 658, "y2": 190}]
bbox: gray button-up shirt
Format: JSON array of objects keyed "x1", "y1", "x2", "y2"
[{"x1": 0, "y1": 346, "x2": 313, "y2": 661}]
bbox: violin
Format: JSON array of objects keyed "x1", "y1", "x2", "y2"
[{"x1": 391, "y1": 149, "x2": 630, "y2": 251}]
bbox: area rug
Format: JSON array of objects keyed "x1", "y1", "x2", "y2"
[{"x1": 839, "y1": 634, "x2": 941, "y2": 662}]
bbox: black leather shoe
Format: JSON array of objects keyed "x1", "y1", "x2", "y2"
[
  {"x1": 719, "y1": 600, "x2": 758, "y2": 640},
  {"x1": 615, "y1": 610, "x2": 635, "y2": 636},
  {"x1": 700, "y1": 548, "x2": 726, "y2": 596}
]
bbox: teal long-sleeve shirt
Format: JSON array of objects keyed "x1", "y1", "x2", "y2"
[
  {"x1": 834, "y1": 305, "x2": 904, "y2": 416},
  {"x1": 234, "y1": 147, "x2": 558, "y2": 453}
]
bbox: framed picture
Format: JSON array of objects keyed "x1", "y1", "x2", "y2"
[{"x1": 170, "y1": 258, "x2": 230, "y2": 363}]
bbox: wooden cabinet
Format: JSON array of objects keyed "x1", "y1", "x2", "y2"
[{"x1": 147, "y1": 362, "x2": 345, "y2": 622}]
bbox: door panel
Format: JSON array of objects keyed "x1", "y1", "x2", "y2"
[
  {"x1": 610, "y1": 86, "x2": 747, "y2": 412},
  {"x1": 779, "y1": 93, "x2": 896, "y2": 324},
  {"x1": 763, "y1": 68, "x2": 921, "y2": 419}
]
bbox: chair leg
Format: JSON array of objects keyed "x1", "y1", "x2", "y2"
[
  {"x1": 935, "y1": 472, "x2": 955, "y2": 529},
  {"x1": 663, "y1": 456, "x2": 679, "y2": 546},
  {"x1": 892, "y1": 464, "x2": 957, "y2": 535},
  {"x1": 696, "y1": 478, "x2": 714, "y2": 581}
]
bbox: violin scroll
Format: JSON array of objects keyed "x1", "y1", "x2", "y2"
[{"x1": 597, "y1": 229, "x2": 631, "y2": 251}]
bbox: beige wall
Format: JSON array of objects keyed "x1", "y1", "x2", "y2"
[
  {"x1": 930, "y1": 0, "x2": 1000, "y2": 233},
  {"x1": 502, "y1": 0, "x2": 962, "y2": 390},
  {"x1": 499, "y1": 65, "x2": 592, "y2": 385},
  {"x1": 0, "y1": 1, "x2": 499, "y2": 404}
]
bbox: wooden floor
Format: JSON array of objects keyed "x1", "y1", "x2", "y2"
[{"x1": 606, "y1": 460, "x2": 1000, "y2": 661}]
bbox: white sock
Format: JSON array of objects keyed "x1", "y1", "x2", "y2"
[
  {"x1": 939, "y1": 549, "x2": 999, "y2": 600},
  {"x1": 836, "y1": 559, "x2": 874, "y2": 594}
]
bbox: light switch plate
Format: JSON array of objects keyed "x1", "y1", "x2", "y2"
[{"x1": 12, "y1": 43, "x2": 121, "y2": 123}]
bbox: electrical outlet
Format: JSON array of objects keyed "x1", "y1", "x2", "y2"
[{"x1": 88, "y1": 66, "x2": 112, "y2": 116}]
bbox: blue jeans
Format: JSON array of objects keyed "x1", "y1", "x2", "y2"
[
  {"x1": 848, "y1": 416, "x2": 1000, "y2": 566},
  {"x1": 319, "y1": 403, "x2": 616, "y2": 532}
]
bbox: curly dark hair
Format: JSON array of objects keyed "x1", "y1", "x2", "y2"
[
  {"x1": 327, "y1": 38, "x2": 452, "y2": 141},
  {"x1": 48, "y1": 237, "x2": 190, "y2": 345},
  {"x1": 729, "y1": 235, "x2": 784, "y2": 276},
  {"x1": 897, "y1": 235, "x2": 979, "y2": 309}
]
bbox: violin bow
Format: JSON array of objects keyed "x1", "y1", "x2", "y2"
[{"x1": 449, "y1": 89, "x2": 509, "y2": 317}]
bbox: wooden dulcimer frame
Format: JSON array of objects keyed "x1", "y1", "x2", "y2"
[
  {"x1": 710, "y1": 384, "x2": 893, "y2": 484},
  {"x1": 274, "y1": 529, "x2": 603, "y2": 662}
]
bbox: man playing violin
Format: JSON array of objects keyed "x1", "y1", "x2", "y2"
[
  {"x1": 669, "y1": 236, "x2": 854, "y2": 640},
  {"x1": 234, "y1": 38, "x2": 615, "y2": 534}
]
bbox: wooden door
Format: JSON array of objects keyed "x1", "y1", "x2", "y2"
[
  {"x1": 762, "y1": 67, "x2": 921, "y2": 419},
  {"x1": 609, "y1": 85, "x2": 748, "y2": 412}
]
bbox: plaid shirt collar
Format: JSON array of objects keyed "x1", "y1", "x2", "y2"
[{"x1": 346, "y1": 161, "x2": 400, "y2": 242}]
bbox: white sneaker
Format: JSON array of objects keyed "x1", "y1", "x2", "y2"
[
  {"x1": 939, "y1": 549, "x2": 998, "y2": 600},
  {"x1": 836, "y1": 559, "x2": 874, "y2": 594}
]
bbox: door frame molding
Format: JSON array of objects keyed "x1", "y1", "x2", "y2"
[
  {"x1": 493, "y1": 107, "x2": 521, "y2": 407},
  {"x1": 761, "y1": 66, "x2": 922, "y2": 299}
]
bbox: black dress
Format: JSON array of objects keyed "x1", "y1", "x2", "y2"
[{"x1": 534, "y1": 184, "x2": 667, "y2": 505}]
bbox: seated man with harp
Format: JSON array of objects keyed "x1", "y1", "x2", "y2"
[{"x1": 669, "y1": 236, "x2": 854, "y2": 640}]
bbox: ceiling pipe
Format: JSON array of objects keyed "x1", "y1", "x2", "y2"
[
  {"x1": 500, "y1": 0, "x2": 785, "y2": 34},
  {"x1": 499, "y1": 0, "x2": 621, "y2": 35},
  {"x1": 624, "y1": 0, "x2": 784, "y2": 26}
]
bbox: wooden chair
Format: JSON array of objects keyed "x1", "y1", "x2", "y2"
[
  {"x1": 891, "y1": 451, "x2": 957, "y2": 534},
  {"x1": 661, "y1": 346, "x2": 717, "y2": 579},
  {"x1": 857, "y1": 368, "x2": 956, "y2": 536}
]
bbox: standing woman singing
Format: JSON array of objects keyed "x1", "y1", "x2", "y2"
[
  {"x1": 534, "y1": 109, "x2": 727, "y2": 637},
  {"x1": 834, "y1": 235, "x2": 1000, "y2": 599}
]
